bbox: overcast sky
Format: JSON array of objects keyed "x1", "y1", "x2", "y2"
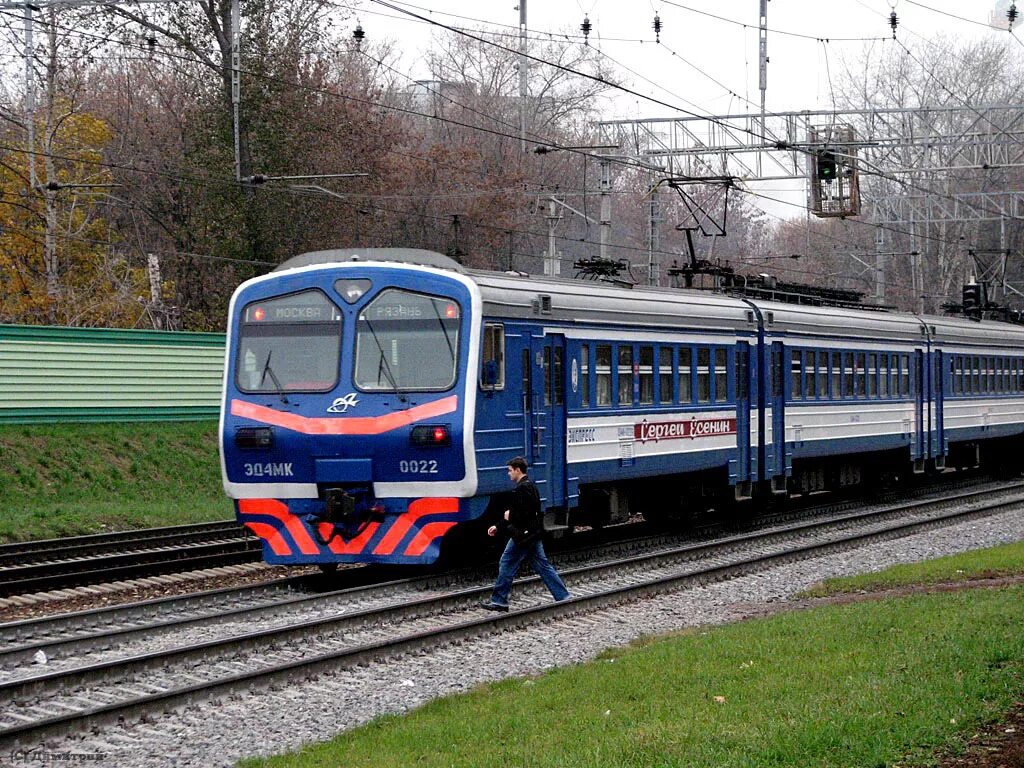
[{"x1": 359, "y1": 0, "x2": 1020, "y2": 119}]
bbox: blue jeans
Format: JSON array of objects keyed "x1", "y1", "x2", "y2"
[{"x1": 490, "y1": 538, "x2": 570, "y2": 606}]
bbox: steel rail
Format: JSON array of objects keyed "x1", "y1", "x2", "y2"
[{"x1": 0, "y1": 487, "x2": 1020, "y2": 748}]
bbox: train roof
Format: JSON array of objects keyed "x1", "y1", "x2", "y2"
[{"x1": 275, "y1": 248, "x2": 1024, "y2": 347}]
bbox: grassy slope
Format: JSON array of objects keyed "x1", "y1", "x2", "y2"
[
  {"x1": 0, "y1": 421, "x2": 229, "y2": 542},
  {"x1": 243, "y1": 544, "x2": 1024, "y2": 768}
]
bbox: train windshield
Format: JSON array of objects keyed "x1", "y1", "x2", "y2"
[
  {"x1": 236, "y1": 290, "x2": 343, "y2": 393},
  {"x1": 354, "y1": 289, "x2": 460, "y2": 392}
]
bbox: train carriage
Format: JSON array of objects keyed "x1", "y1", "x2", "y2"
[{"x1": 220, "y1": 247, "x2": 1024, "y2": 568}]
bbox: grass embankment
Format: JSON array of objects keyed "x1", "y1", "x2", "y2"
[
  {"x1": 0, "y1": 421, "x2": 228, "y2": 542},
  {"x1": 243, "y1": 542, "x2": 1024, "y2": 768}
]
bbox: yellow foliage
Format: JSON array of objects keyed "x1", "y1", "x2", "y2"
[{"x1": 0, "y1": 106, "x2": 148, "y2": 326}]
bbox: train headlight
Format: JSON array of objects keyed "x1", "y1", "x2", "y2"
[
  {"x1": 410, "y1": 424, "x2": 451, "y2": 447},
  {"x1": 235, "y1": 426, "x2": 274, "y2": 449}
]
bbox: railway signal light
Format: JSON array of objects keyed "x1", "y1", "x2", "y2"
[
  {"x1": 816, "y1": 151, "x2": 838, "y2": 182},
  {"x1": 962, "y1": 283, "x2": 983, "y2": 313}
]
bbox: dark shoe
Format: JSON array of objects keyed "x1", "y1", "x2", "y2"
[{"x1": 480, "y1": 601, "x2": 509, "y2": 613}]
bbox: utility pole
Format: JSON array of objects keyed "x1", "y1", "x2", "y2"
[
  {"x1": 647, "y1": 183, "x2": 662, "y2": 286},
  {"x1": 757, "y1": 0, "x2": 768, "y2": 177},
  {"x1": 518, "y1": 0, "x2": 527, "y2": 153},
  {"x1": 599, "y1": 157, "x2": 611, "y2": 261},
  {"x1": 544, "y1": 195, "x2": 562, "y2": 276}
]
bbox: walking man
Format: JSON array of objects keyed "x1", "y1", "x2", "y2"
[{"x1": 481, "y1": 457, "x2": 571, "y2": 612}]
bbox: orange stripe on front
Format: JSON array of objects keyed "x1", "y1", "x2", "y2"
[
  {"x1": 243, "y1": 521, "x2": 292, "y2": 556},
  {"x1": 325, "y1": 521, "x2": 382, "y2": 555},
  {"x1": 239, "y1": 499, "x2": 321, "y2": 555},
  {"x1": 403, "y1": 521, "x2": 457, "y2": 557},
  {"x1": 230, "y1": 396, "x2": 458, "y2": 436},
  {"x1": 372, "y1": 497, "x2": 460, "y2": 556}
]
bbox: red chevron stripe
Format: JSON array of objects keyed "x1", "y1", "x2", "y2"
[
  {"x1": 243, "y1": 521, "x2": 292, "y2": 556},
  {"x1": 372, "y1": 497, "x2": 460, "y2": 556},
  {"x1": 403, "y1": 521, "x2": 457, "y2": 556},
  {"x1": 317, "y1": 520, "x2": 382, "y2": 555},
  {"x1": 230, "y1": 395, "x2": 458, "y2": 436},
  {"x1": 239, "y1": 499, "x2": 320, "y2": 555}
]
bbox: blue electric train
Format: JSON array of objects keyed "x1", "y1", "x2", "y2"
[{"x1": 219, "y1": 248, "x2": 1024, "y2": 567}]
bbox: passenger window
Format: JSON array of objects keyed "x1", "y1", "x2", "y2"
[
  {"x1": 553, "y1": 346, "x2": 564, "y2": 405},
  {"x1": 658, "y1": 347, "x2": 673, "y2": 404},
  {"x1": 855, "y1": 353, "x2": 866, "y2": 397},
  {"x1": 867, "y1": 354, "x2": 877, "y2": 398},
  {"x1": 618, "y1": 346, "x2": 633, "y2": 406},
  {"x1": 843, "y1": 352, "x2": 854, "y2": 399},
  {"x1": 596, "y1": 345, "x2": 612, "y2": 406},
  {"x1": 581, "y1": 345, "x2": 590, "y2": 407},
  {"x1": 807, "y1": 351, "x2": 818, "y2": 399},
  {"x1": 880, "y1": 354, "x2": 889, "y2": 397},
  {"x1": 543, "y1": 347, "x2": 551, "y2": 406},
  {"x1": 639, "y1": 346, "x2": 654, "y2": 405},
  {"x1": 816, "y1": 351, "x2": 826, "y2": 399},
  {"x1": 830, "y1": 352, "x2": 840, "y2": 398},
  {"x1": 791, "y1": 351, "x2": 803, "y2": 400},
  {"x1": 679, "y1": 348, "x2": 693, "y2": 403},
  {"x1": 714, "y1": 348, "x2": 728, "y2": 402},
  {"x1": 697, "y1": 348, "x2": 711, "y2": 403},
  {"x1": 901, "y1": 355, "x2": 910, "y2": 396},
  {"x1": 480, "y1": 324, "x2": 505, "y2": 390}
]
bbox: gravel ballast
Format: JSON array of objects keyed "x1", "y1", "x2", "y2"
[{"x1": 19, "y1": 508, "x2": 1024, "y2": 768}]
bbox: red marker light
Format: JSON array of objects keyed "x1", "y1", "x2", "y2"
[
  {"x1": 444, "y1": 303, "x2": 458, "y2": 319},
  {"x1": 253, "y1": 307, "x2": 266, "y2": 321},
  {"x1": 433, "y1": 426, "x2": 448, "y2": 443}
]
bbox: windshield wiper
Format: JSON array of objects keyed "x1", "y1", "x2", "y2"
[
  {"x1": 259, "y1": 351, "x2": 290, "y2": 405},
  {"x1": 431, "y1": 300, "x2": 456, "y2": 367},
  {"x1": 362, "y1": 317, "x2": 408, "y2": 404}
]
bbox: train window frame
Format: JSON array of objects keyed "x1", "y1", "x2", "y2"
[
  {"x1": 791, "y1": 350, "x2": 803, "y2": 401},
  {"x1": 480, "y1": 323, "x2": 505, "y2": 391},
  {"x1": 900, "y1": 354, "x2": 910, "y2": 397},
  {"x1": 618, "y1": 345, "x2": 634, "y2": 406},
  {"x1": 679, "y1": 347, "x2": 693, "y2": 404},
  {"x1": 639, "y1": 346, "x2": 655, "y2": 405},
  {"x1": 855, "y1": 352, "x2": 867, "y2": 397},
  {"x1": 697, "y1": 347, "x2": 711, "y2": 404},
  {"x1": 658, "y1": 346, "x2": 673, "y2": 405},
  {"x1": 353, "y1": 288, "x2": 462, "y2": 393},
  {"x1": 879, "y1": 354, "x2": 889, "y2": 398},
  {"x1": 596, "y1": 345, "x2": 612, "y2": 407},
  {"x1": 830, "y1": 351, "x2": 840, "y2": 399},
  {"x1": 713, "y1": 347, "x2": 728, "y2": 403},
  {"x1": 236, "y1": 288, "x2": 343, "y2": 395},
  {"x1": 867, "y1": 353, "x2": 878, "y2": 398},
  {"x1": 842, "y1": 352, "x2": 854, "y2": 399}
]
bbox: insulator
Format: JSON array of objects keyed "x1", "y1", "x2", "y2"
[
  {"x1": 889, "y1": 10, "x2": 898, "y2": 38},
  {"x1": 581, "y1": 15, "x2": 591, "y2": 43},
  {"x1": 653, "y1": 14, "x2": 661, "y2": 43},
  {"x1": 352, "y1": 24, "x2": 365, "y2": 46},
  {"x1": 1009, "y1": 4, "x2": 1019, "y2": 28}
]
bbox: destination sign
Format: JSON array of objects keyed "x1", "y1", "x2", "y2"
[{"x1": 244, "y1": 290, "x2": 342, "y2": 323}]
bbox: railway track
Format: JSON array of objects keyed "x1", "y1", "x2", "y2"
[
  {"x1": 0, "y1": 521, "x2": 261, "y2": 597},
  {"x1": 1, "y1": 480, "x2": 1021, "y2": 749}
]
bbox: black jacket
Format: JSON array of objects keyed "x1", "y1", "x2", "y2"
[{"x1": 501, "y1": 476, "x2": 542, "y2": 545}]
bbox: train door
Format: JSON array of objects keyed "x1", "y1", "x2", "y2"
[
  {"x1": 734, "y1": 342, "x2": 753, "y2": 495},
  {"x1": 770, "y1": 340, "x2": 788, "y2": 490},
  {"x1": 914, "y1": 349, "x2": 927, "y2": 465},
  {"x1": 932, "y1": 350, "x2": 945, "y2": 462},
  {"x1": 531, "y1": 333, "x2": 568, "y2": 509}
]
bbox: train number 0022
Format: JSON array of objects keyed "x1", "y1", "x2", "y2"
[{"x1": 399, "y1": 459, "x2": 439, "y2": 474}]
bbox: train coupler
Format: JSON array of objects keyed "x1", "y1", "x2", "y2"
[{"x1": 314, "y1": 488, "x2": 385, "y2": 544}]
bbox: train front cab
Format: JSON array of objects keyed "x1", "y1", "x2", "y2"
[{"x1": 220, "y1": 258, "x2": 482, "y2": 566}]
